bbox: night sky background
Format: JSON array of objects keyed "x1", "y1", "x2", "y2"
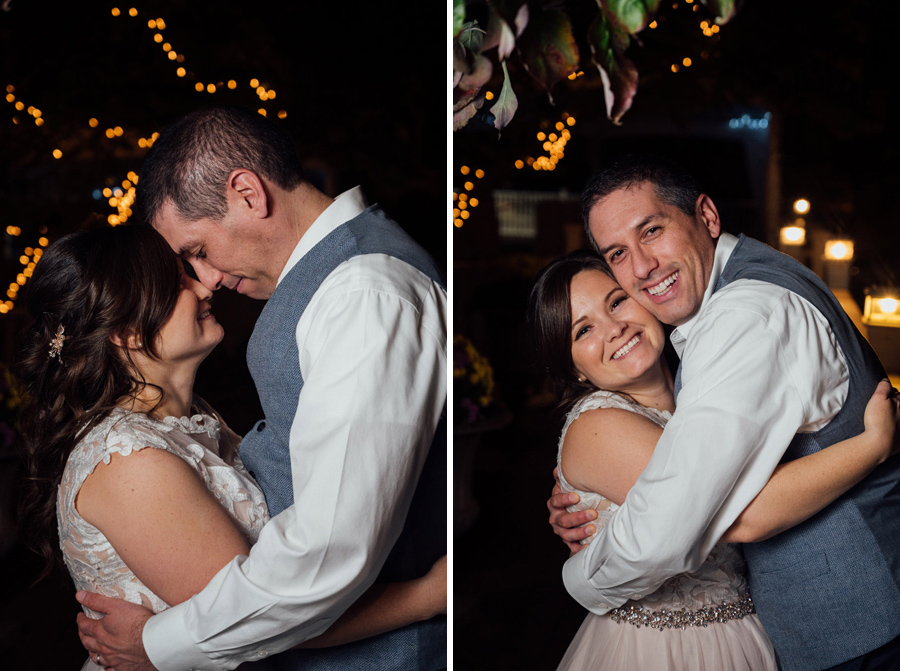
[
  {"x1": 0, "y1": 1, "x2": 444, "y2": 667},
  {"x1": 454, "y1": 1, "x2": 900, "y2": 668}
]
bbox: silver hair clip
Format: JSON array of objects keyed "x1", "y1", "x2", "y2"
[{"x1": 48, "y1": 324, "x2": 67, "y2": 363}]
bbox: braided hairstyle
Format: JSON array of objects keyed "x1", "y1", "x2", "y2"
[{"x1": 16, "y1": 224, "x2": 181, "y2": 578}]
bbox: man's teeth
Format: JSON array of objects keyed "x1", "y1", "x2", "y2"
[
  {"x1": 199, "y1": 310, "x2": 210, "y2": 319},
  {"x1": 612, "y1": 335, "x2": 640, "y2": 360},
  {"x1": 647, "y1": 272, "x2": 678, "y2": 296}
]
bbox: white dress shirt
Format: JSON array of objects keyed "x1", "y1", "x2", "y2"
[
  {"x1": 143, "y1": 187, "x2": 447, "y2": 670},
  {"x1": 562, "y1": 232, "x2": 849, "y2": 614}
]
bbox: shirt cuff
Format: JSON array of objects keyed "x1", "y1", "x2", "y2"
[
  {"x1": 561, "y1": 553, "x2": 618, "y2": 616},
  {"x1": 143, "y1": 604, "x2": 219, "y2": 671}
]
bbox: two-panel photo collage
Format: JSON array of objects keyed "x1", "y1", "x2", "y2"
[{"x1": 3, "y1": 0, "x2": 900, "y2": 669}]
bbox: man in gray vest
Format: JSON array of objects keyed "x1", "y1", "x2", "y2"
[
  {"x1": 549, "y1": 154, "x2": 900, "y2": 670},
  {"x1": 76, "y1": 106, "x2": 447, "y2": 670}
]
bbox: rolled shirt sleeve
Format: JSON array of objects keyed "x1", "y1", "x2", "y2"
[
  {"x1": 143, "y1": 255, "x2": 447, "y2": 670},
  {"x1": 563, "y1": 279, "x2": 848, "y2": 614}
]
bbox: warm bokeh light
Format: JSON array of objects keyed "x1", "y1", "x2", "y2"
[
  {"x1": 195, "y1": 83, "x2": 204, "y2": 92},
  {"x1": 111, "y1": 7, "x2": 121, "y2": 16},
  {"x1": 52, "y1": 149, "x2": 62, "y2": 159},
  {"x1": 824, "y1": 240, "x2": 854, "y2": 261},
  {"x1": 793, "y1": 198, "x2": 810, "y2": 215},
  {"x1": 864, "y1": 293, "x2": 900, "y2": 327},
  {"x1": 228, "y1": 80, "x2": 237, "y2": 89},
  {"x1": 89, "y1": 118, "x2": 99, "y2": 127},
  {"x1": 779, "y1": 226, "x2": 806, "y2": 246},
  {"x1": 154, "y1": 33, "x2": 163, "y2": 43},
  {"x1": 250, "y1": 78, "x2": 259, "y2": 88},
  {"x1": 177, "y1": 67, "x2": 186, "y2": 77},
  {"x1": 129, "y1": 7, "x2": 138, "y2": 16},
  {"x1": 207, "y1": 83, "x2": 216, "y2": 93},
  {"x1": 464, "y1": 181, "x2": 474, "y2": 191},
  {"x1": 258, "y1": 108, "x2": 267, "y2": 116}
]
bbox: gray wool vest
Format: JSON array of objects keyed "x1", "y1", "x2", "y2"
[
  {"x1": 676, "y1": 234, "x2": 900, "y2": 671},
  {"x1": 240, "y1": 204, "x2": 446, "y2": 670}
]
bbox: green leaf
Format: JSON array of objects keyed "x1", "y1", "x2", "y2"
[
  {"x1": 492, "y1": 61, "x2": 519, "y2": 131},
  {"x1": 518, "y1": 9, "x2": 580, "y2": 96},
  {"x1": 488, "y1": 0, "x2": 529, "y2": 36},
  {"x1": 458, "y1": 21, "x2": 485, "y2": 54},
  {"x1": 453, "y1": 0, "x2": 467, "y2": 37},
  {"x1": 604, "y1": 0, "x2": 652, "y2": 34},
  {"x1": 587, "y1": 9, "x2": 638, "y2": 124},
  {"x1": 699, "y1": 0, "x2": 741, "y2": 24}
]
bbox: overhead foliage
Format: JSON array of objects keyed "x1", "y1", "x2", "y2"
[{"x1": 453, "y1": 0, "x2": 741, "y2": 132}]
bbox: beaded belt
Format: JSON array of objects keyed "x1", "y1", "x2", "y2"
[{"x1": 608, "y1": 593, "x2": 755, "y2": 630}]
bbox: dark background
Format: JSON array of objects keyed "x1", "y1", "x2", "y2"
[
  {"x1": 453, "y1": 1, "x2": 900, "y2": 668},
  {"x1": 0, "y1": 1, "x2": 445, "y2": 667}
]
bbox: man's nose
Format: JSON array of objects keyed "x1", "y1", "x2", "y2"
[
  {"x1": 189, "y1": 259, "x2": 224, "y2": 292},
  {"x1": 631, "y1": 246, "x2": 658, "y2": 279}
]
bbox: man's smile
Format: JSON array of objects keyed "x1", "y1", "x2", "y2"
[{"x1": 645, "y1": 271, "x2": 678, "y2": 297}]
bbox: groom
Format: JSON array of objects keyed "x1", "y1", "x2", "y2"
[
  {"x1": 549, "y1": 154, "x2": 900, "y2": 671},
  {"x1": 76, "y1": 106, "x2": 447, "y2": 670}
]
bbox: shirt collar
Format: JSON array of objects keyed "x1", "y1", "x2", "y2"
[
  {"x1": 670, "y1": 231, "x2": 738, "y2": 356},
  {"x1": 277, "y1": 186, "x2": 369, "y2": 285}
]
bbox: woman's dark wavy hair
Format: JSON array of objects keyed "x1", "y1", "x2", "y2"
[
  {"x1": 527, "y1": 250, "x2": 615, "y2": 411},
  {"x1": 16, "y1": 225, "x2": 181, "y2": 579}
]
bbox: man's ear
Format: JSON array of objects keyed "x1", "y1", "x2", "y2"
[
  {"x1": 226, "y1": 169, "x2": 269, "y2": 219},
  {"x1": 695, "y1": 194, "x2": 721, "y2": 240}
]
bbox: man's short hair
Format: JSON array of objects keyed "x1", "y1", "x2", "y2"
[
  {"x1": 137, "y1": 106, "x2": 305, "y2": 226},
  {"x1": 581, "y1": 154, "x2": 704, "y2": 249}
]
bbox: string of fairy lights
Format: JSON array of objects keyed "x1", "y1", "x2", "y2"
[
  {"x1": 2, "y1": 5, "x2": 289, "y2": 315},
  {"x1": 454, "y1": 0, "x2": 724, "y2": 231}
]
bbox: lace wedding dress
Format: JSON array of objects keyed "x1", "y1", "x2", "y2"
[
  {"x1": 57, "y1": 406, "x2": 270, "y2": 671},
  {"x1": 556, "y1": 390, "x2": 777, "y2": 670}
]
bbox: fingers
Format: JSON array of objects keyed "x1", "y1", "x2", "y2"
[
  {"x1": 559, "y1": 521, "x2": 596, "y2": 543},
  {"x1": 548, "y1": 490, "x2": 580, "y2": 513},
  {"x1": 77, "y1": 612, "x2": 101, "y2": 642},
  {"x1": 551, "y1": 506, "x2": 596, "y2": 530},
  {"x1": 77, "y1": 590, "x2": 117, "y2": 615}
]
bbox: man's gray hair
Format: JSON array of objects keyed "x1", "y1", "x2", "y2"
[{"x1": 137, "y1": 106, "x2": 305, "y2": 226}]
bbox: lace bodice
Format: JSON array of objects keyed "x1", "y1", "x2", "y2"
[
  {"x1": 57, "y1": 407, "x2": 269, "y2": 618},
  {"x1": 557, "y1": 390, "x2": 750, "y2": 612}
]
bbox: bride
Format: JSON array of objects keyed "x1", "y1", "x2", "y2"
[
  {"x1": 528, "y1": 250, "x2": 898, "y2": 670},
  {"x1": 17, "y1": 225, "x2": 445, "y2": 670}
]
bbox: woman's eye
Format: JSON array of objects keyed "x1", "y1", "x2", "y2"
[
  {"x1": 575, "y1": 325, "x2": 590, "y2": 340},
  {"x1": 610, "y1": 295, "x2": 628, "y2": 311}
]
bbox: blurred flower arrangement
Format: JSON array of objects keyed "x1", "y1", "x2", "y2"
[{"x1": 453, "y1": 335, "x2": 497, "y2": 425}]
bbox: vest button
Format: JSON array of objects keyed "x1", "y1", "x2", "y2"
[{"x1": 257, "y1": 421, "x2": 266, "y2": 432}]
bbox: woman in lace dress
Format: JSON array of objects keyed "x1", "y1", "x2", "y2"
[
  {"x1": 17, "y1": 226, "x2": 445, "y2": 671},
  {"x1": 527, "y1": 250, "x2": 898, "y2": 670}
]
